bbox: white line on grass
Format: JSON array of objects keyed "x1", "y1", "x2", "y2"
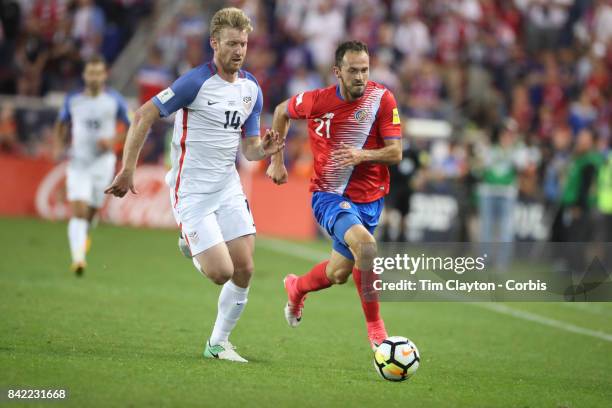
[
  {"x1": 560, "y1": 301, "x2": 612, "y2": 316},
  {"x1": 474, "y1": 303, "x2": 612, "y2": 343},
  {"x1": 258, "y1": 237, "x2": 612, "y2": 343},
  {"x1": 257, "y1": 237, "x2": 327, "y2": 263}
]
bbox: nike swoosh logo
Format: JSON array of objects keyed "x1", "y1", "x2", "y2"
[
  {"x1": 207, "y1": 101, "x2": 219, "y2": 105},
  {"x1": 207, "y1": 345, "x2": 222, "y2": 358},
  {"x1": 402, "y1": 349, "x2": 414, "y2": 357}
]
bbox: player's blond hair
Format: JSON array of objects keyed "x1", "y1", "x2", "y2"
[{"x1": 210, "y1": 7, "x2": 253, "y2": 39}]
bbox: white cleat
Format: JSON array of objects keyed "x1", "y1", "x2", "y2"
[
  {"x1": 178, "y1": 235, "x2": 191, "y2": 258},
  {"x1": 284, "y1": 302, "x2": 302, "y2": 328},
  {"x1": 203, "y1": 340, "x2": 248, "y2": 363}
]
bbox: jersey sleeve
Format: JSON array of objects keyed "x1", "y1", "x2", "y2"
[
  {"x1": 111, "y1": 91, "x2": 131, "y2": 126},
  {"x1": 286, "y1": 89, "x2": 319, "y2": 120},
  {"x1": 152, "y1": 65, "x2": 210, "y2": 117},
  {"x1": 58, "y1": 93, "x2": 73, "y2": 123},
  {"x1": 243, "y1": 73, "x2": 263, "y2": 138},
  {"x1": 377, "y1": 90, "x2": 402, "y2": 139}
]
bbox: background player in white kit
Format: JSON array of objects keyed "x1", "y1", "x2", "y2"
[
  {"x1": 54, "y1": 54, "x2": 130, "y2": 277},
  {"x1": 105, "y1": 8, "x2": 282, "y2": 363}
]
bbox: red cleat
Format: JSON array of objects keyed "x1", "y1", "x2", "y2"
[
  {"x1": 367, "y1": 320, "x2": 388, "y2": 351},
  {"x1": 283, "y1": 274, "x2": 307, "y2": 328}
]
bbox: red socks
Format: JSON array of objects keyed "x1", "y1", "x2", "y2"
[
  {"x1": 294, "y1": 263, "x2": 384, "y2": 332},
  {"x1": 352, "y1": 267, "x2": 381, "y2": 323},
  {"x1": 295, "y1": 261, "x2": 332, "y2": 298}
]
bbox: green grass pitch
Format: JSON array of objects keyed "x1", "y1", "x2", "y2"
[{"x1": 1, "y1": 217, "x2": 611, "y2": 407}]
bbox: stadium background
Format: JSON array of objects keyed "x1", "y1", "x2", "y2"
[{"x1": 1, "y1": 0, "x2": 610, "y2": 242}]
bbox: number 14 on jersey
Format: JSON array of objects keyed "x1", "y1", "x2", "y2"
[{"x1": 224, "y1": 110, "x2": 242, "y2": 130}]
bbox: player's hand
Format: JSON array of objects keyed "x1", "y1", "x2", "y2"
[
  {"x1": 104, "y1": 168, "x2": 137, "y2": 197},
  {"x1": 335, "y1": 143, "x2": 363, "y2": 167},
  {"x1": 266, "y1": 162, "x2": 288, "y2": 185},
  {"x1": 97, "y1": 138, "x2": 114, "y2": 152},
  {"x1": 261, "y1": 129, "x2": 284, "y2": 157}
]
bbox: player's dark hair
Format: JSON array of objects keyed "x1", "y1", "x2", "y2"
[
  {"x1": 85, "y1": 53, "x2": 106, "y2": 67},
  {"x1": 334, "y1": 41, "x2": 369, "y2": 67}
]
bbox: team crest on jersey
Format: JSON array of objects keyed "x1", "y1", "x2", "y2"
[
  {"x1": 243, "y1": 96, "x2": 252, "y2": 107},
  {"x1": 339, "y1": 201, "x2": 351, "y2": 209},
  {"x1": 354, "y1": 109, "x2": 369, "y2": 123}
]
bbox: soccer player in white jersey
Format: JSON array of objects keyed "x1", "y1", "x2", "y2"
[
  {"x1": 54, "y1": 54, "x2": 130, "y2": 277},
  {"x1": 105, "y1": 8, "x2": 282, "y2": 363}
]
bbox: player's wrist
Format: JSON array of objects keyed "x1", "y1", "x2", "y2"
[
  {"x1": 356, "y1": 150, "x2": 367, "y2": 164},
  {"x1": 257, "y1": 145, "x2": 268, "y2": 160},
  {"x1": 270, "y1": 152, "x2": 284, "y2": 165}
]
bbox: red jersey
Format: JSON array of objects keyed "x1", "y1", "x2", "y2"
[{"x1": 287, "y1": 81, "x2": 401, "y2": 203}]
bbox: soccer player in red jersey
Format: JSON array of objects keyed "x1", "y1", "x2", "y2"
[{"x1": 266, "y1": 41, "x2": 402, "y2": 350}]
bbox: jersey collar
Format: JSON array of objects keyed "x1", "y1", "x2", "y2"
[
  {"x1": 335, "y1": 85, "x2": 344, "y2": 101},
  {"x1": 335, "y1": 83, "x2": 367, "y2": 103},
  {"x1": 207, "y1": 61, "x2": 218, "y2": 75},
  {"x1": 207, "y1": 60, "x2": 245, "y2": 81}
]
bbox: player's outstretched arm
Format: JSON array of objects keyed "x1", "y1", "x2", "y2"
[
  {"x1": 266, "y1": 99, "x2": 292, "y2": 185},
  {"x1": 241, "y1": 129, "x2": 284, "y2": 161},
  {"x1": 52, "y1": 121, "x2": 69, "y2": 161},
  {"x1": 104, "y1": 101, "x2": 159, "y2": 197},
  {"x1": 53, "y1": 92, "x2": 72, "y2": 161},
  {"x1": 336, "y1": 138, "x2": 402, "y2": 168}
]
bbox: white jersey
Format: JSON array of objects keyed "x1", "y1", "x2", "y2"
[
  {"x1": 58, "y1": 88, "x2": 130, "y2": 164},
  {"x1": 152, "y1": 61, "x2": 263, "y2": 200}
]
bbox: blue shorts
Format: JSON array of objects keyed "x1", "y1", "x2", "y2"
[{"x1": 311, "y1": 191, "x2": 384, "y2": 260}]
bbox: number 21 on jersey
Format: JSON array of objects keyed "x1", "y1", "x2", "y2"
[{"x1": 314, "y1": 113, "x2": 334, "y2": 138}]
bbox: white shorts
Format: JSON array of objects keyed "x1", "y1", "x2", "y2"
[
  {"x1": 66, "y1": 155, "x2": 116, "y2": 208},
  {"x1": 170, "y1": 177, "x2": 256, "y2": 256}
]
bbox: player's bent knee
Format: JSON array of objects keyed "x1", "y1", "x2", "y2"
[
  {"x1": 234, "y1": 264, "x2": 254, "y2": 281},
  {"x1": 231, "y1": 263, "x2": 254, "y2": 287},
  {"x1": 209, "y1": 271, "x2": 232, "y2": 285},
  {"x1": 345, "y1": 227, "x2": 377, "y2": 263},
  {"x1": 359, "y1": 241, "x2": 378, "y2": 261},
  {"x1": 331, "y1": 274, "x2": 349, "y2": 285},
  {"x1": 350, "y1": 240, "x2": 377, "y2": 264},
  {"x1": 329, "y1": 268, "x2": 351, "y2": 285},
  {"x1": 207, "y1": 266, "x2": 233, "y2": 285},
  {"x1": 234, "y1": 261, "x2": 254, "y2": 276}
]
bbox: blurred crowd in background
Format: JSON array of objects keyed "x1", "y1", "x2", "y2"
[
  {"x1": 0, "y1": 0, "x2": 152, "y2": 157},
  {"x1": 0, "y1": 0, "x2": 153, "y2": 95},
  {"x1": 1, "y1": 0, "x2": 611, "y2": 242}
]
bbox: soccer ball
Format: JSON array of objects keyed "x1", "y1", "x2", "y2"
[{"x1": 373, "y1": 336, "x2": 420, "y2": 382}]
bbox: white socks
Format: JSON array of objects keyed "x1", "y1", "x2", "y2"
[
  {"x1": 209, "y1": 280, "x2": 249, "y2": 346},
  {"x1": 191, "y1": 256, "x2": 249, "y2": 345},
  {"x1": 68, "y1": 218, "x2": 88, "y2": 264}
]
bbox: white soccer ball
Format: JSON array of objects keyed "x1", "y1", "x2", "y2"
[{"x1": 373, "y1": 336, "x2": 420, "y2": 382}]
